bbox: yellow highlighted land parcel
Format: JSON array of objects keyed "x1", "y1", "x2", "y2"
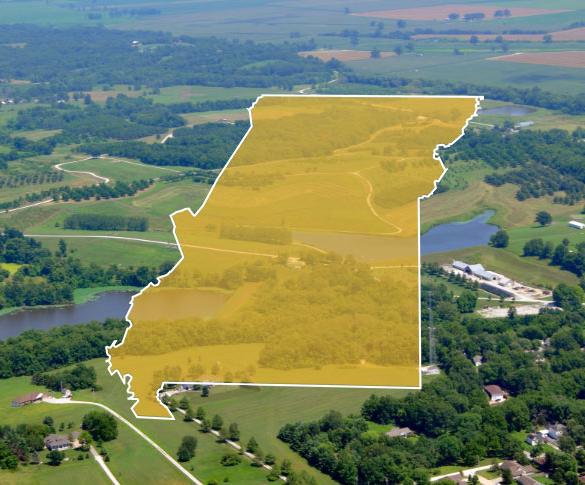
[{"x1": 108, "y1": 95, "x2": 479, "y2": 418}]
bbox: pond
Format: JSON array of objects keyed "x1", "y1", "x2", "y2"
[
  {"x1": 479, "y1": 105, "x2": 536, "y2": 117},
  {"x1": 420, "y1": 210, "x2": 498, "y2": 256},
  {"x1": 0, "y1": 211, "x2": 498, "y2": 338},
  {"x1": 0, "y1": 291, "x2": 135, "y2": 340}
]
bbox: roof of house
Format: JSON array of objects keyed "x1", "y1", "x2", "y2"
[
  {"x1": 44, "y1": 434, "x2": 70, "y2": 447},
  {"x1": 12, "y1": 392, "x2": 43, "y2": 404},
  {"x1": 500, "y1": 460, "x2": 525, "y2": 477},
  {"x1": 386, "y1": 427, "x2": 413, "y2": 438},
  {"x1": 484, "y1": 384, "x2": 504, "y2": 396}
]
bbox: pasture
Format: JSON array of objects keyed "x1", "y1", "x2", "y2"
[
  {"x1": 182, "y1": 383, "x2": 423, "y2": 483},
  {"x1": 59, "y1": 157, "x2": 184, "y2": 184},
  {"x1": 507, "y1": 218, "x2": 585, "y2": 255},
  {"x1": 14, "y1": 178, "x2": 210, "y2": 234},
  {"x1": 150, "y1": 85, "x2": 285, "y2": 105},
  {"x1": 74, "y1": 360, "x2": 279, "y2": 485},
  {"x1": 421, "y1": 164, "x2": 577, "y2": 231}
]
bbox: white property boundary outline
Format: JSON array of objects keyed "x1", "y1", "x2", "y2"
[{"x1": 106, "y1": 94, "x2": 483, "y2": 420}]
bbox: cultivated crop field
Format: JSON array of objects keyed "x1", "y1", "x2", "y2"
[
  {"x1": 490, "y1": 50, "x2": 585, "y2": 68},
  {"x1": 352, "y1": 4, "x2": 569, "y2": 21},
  {"x1": 299, "y1": 49, "x2": 394, "y2": 61}
]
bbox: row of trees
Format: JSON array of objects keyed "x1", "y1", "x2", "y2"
[
  {"x1": 64, "y1": 213, "x2": 149, "y2": 232},
  {"x1": 0, "y1": 319, "x2": 126, "y2": 378},
  {"x1": 31, "y1": 363, "x2": 98, "y2": 392},
  {"x1": 524, "y1": 237, "x2": 585, "y2": 278},
  {"x1": 334, "y1": 74, "x2": 585, "y2": 115},
  {"x1": 0, "y1": 179, "x2": 153, "y2": 211},
  {"x1": 0, "y1": 229, "x2": 174, "y2": 309},
  {"x1": 165, "y1": 393, "x2": 314, "y2": 483}
]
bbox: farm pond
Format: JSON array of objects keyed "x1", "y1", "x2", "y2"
[{"x1": 0, "y1": 212, "x2": 497, "y2": 338}]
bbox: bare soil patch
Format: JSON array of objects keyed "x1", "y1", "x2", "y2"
[
  {"x1": 298, "y1": 49, "x2": 394, "y2": 62},
  {"x1": 353, "y1": 4, "x2": 569, "y2": 21},
  {"x1": 489, "y1": 51, "x2": 585, "y2": 68}
]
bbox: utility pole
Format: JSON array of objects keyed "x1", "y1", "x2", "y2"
[{"x1": 427, "y1": 290, "x2": 436, "y2": 365}]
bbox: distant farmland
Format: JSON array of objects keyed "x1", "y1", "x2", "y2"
[
  {"x1": 413, "y1": 26, "x2": 585, "y2": 42},
  {"x1": 298, "y1": 49, "x2": 394, "y2": 62},
  {"x1": 352, "y1": 4, "x2": 569, "y2": 21},
  {"x1": 490, "y1": 51, "x2": 585, "y2": 69}
]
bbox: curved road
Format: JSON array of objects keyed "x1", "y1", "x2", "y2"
[{"x1": 44, "y1": 397, "x2": 203, "y2": 485}]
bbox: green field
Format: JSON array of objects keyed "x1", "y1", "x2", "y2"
[
  {"x1": 59, "y1": 157, "x2": 186, "y2": 184},
  {"x1": 0, "y1": 375, "x2": 188, "y2": 485},
  {"x1": 507, "y1": 218, "x2": 585, "y2": 254},
  {"x1": 150, "y1": 85, "x2": 287, "y2": 105},
  {"x1": 179, "y1": 381, "x2": 430, "y2": 482},
  {"x1": 0, "y1": 356, "x2": 430, "y2": 484},
  {"x1": 421, "y1": 163, "x2": 579, "y2": 232},
  {"x1": 74, "y1": 361, "x2": 285, "y2": 484},
  {"x1": 476, "y1": 100, "x2": 585, "y2": 131}
]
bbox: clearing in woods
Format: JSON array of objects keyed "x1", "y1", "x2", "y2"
[
  {"x1": 352, "y1": 4, "x2": 570, "y2": 21},
  {"x1": 108, "y1": 95, "x2": 479, "y2": 418}
]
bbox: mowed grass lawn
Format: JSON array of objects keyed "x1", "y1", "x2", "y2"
[
  {"x1": 507, "y1": 218, "x2": 585, "y2": 255},
  {"x1": 180, "y1": 382, "x2": 426, "y2": 482},
  {"x1": 1, "y1": 357, "x2": 427, "y2": 485},
  {"x1": 0, "y1": 375, "x2": 188, "y2": 485},
  {"x1": 74, "y1": 360, "x2": 277, "y2": 484}
]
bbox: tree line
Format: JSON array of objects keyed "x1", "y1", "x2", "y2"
[
  {"x1": 279, "y1": 279, "x2": 585, "y2": 484},
  {"x1": 328, "y1": 74, "x2": 585, "y2": 115},
  {"x1": 10, "y1": 95, "x2": 185, "y2": 143},
  {"x1": 0, "y1": 179, "x2": 153, "y2": 211},
  {"x1": 0, "y1": 228, "x2": 174, "y2": 309},
  {"x1": 445, "y1": 127, "x2": 585, "y2": 204},
  {"x1": 64, "y1": 213, "x2": 149, "y2": 232},
  {"x1": 0, "y1": 24, "x2": 332, "y2": 99},
  {"x1": 0, "y1": 319, "x2": 126, "y2": 378},
  {"x1": 78, "y1": 121, "x2": 249, "y2": 168}
]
